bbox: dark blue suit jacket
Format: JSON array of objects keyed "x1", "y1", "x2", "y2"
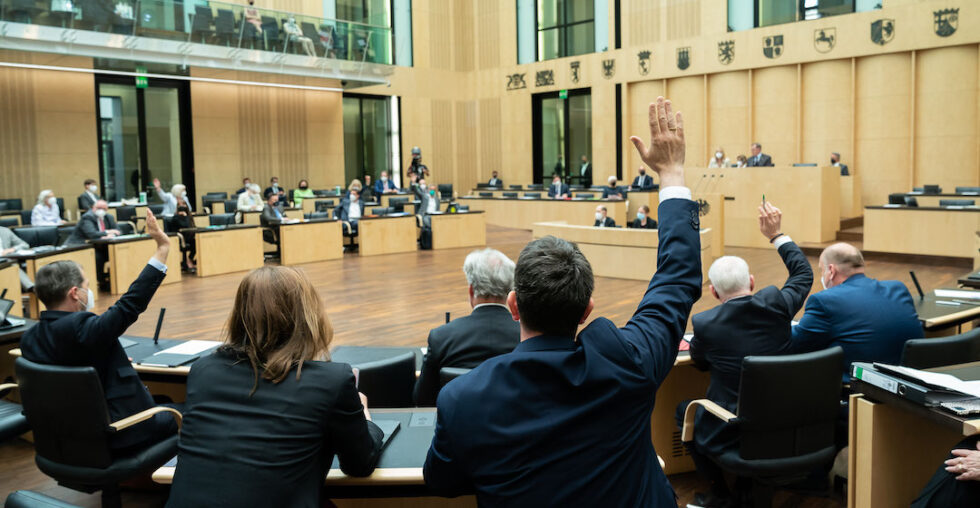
[
  {"x1": 374, "y1": 179, "x2": 398, "y2": 194},
  {"x1": 547, "y1": 183, "x2": 569, "y2": 198},
  {"x1": 790, "y1": 273, "x2": 923, "y2": 381},
  {"x1": 424, "y1": 197, "x2": 703, "y2": 507}
]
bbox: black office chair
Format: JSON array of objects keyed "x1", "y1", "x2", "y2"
[
  {"x1": 913, "y1": 187, "x2": 924, "y2": 192},
  {"x1": 223, "y1": 199, "x2": 239, "y2": 213},
  {"x1": 904, "y1": 197, "x2": 919, "y2": 207},
  {"x1": 0, "y1": 218, "x2": 18, "y2": 228},
  {"x1": 526, "y1": 184, "x2": 543, "y2": 191},
  {"x1": 438, "y1": 367, "x2": 471, "y2": 389},
  {"x1": 315, "y1": 200, "x2": 336, "y2": 212},
  {"x1": 260, "y1": 16, "x2": 281, "y2": 51},
  {"x1": 55, "y1": 198, "x2": 66, "y2": 220},
  {"x1": 209, "y1": 213, "x2": 236, "y2": 226},
  {"x1": 681, "y1": 347, "x2": 843, "y2": 507},
  {"x1": 389, "y1": 197, "x2": 410, "y2": 213},
  {"x1": 0, "y1": 198, "x2": 24, "y2": 211},
  {"x1": 56, "y1": 226, "x2": 76, "y2": 246},
  {"x1": 575, "y1": 193, "x2": 595, "y2": 199},
  {"x1": 371, "y1": 207, "x2": 393, "y2": 216},
  {"x1": 19, "y1": 210, "x2": 32, "y2": 225},
  {"x1": 524, "y1": 192, "x2": 541, "y2": 199},
  {"x1": 13, "y1": 227, "x2": 59, "y2": 248},
  {"x1": 213, "y1": 9, "x2": 237, "y2": 45},
  {"x1": 204, "y1": 191, "x2": 228, "y2": 200},
  {"x1": 7, "y1": 0, "x2": 43, "y2": 24},
  {"x1": 15, "y1": 357, "x2": 181, "y2": 508},
  {"x1": 508, "y1": 185, "x2": 522, "y2": 190},
  {"x1": 4, "y1": 490, "x2": 81, "y2": 508},
  {"x1": 955, "y1": 186, "x2": 980, "y2": 194},
  {"x1": 478, "y1": 192, "x2": 493, "y2": 197},
  {"x1": 300, "y1": 22, "x2": 322, "y2": 56},
  {"x1": 887, "y1": 193, "x2": 907, "y2": 205},
  {"x1": 305, "y1": 212, "x2": 331, "y2": 220},
  {"x1": 0, "y1": 382, "x2": 29, "y2": 442},
  {"x1": 114, "y1": 206, "x2": 136, "y2": 223},
  {"x1": 437, "y1": 184, "x2": 453, "y2": 200},
  {"x1": 201, "y1": 196, "x2": 223, "y2": 214},
  {"x1": 939, "y1": 199, "x2": 975, "y2": 207},
  {"x1": 502, "y1": 192, "x2": 518, "y2": 198},
  {"x1": 146, "y1": 205, "x2": 165, "y2": 216},
  {"x1": 902, "y1": 329, "x2": 980, "y2": 369},
  {"x1": 457, "y1": 205, "x2": 470, "y2": 212},
  {"x1": 116, "y1": 222, "x2": 135, "y2": 235},
  {"x1": 190, "y1": 5, "x2": 214, "y2": 43},
  {"x1": 923, "y1": 184, "x2": 942, "y2": 194},
  {"x1": 350, "y1": 352, "x2": 416, "y2": 408},
  {"x1": 569, "y1": 185, "x2": 584, "y2": 191}
]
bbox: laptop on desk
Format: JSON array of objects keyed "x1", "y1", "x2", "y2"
[{"x1": 0, "y1": 298, "x2": 25, "y2": 331}]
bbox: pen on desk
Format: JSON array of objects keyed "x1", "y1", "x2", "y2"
[
  {"x1": 762, "y1": 194, "x2": 765, "y2": 206},
  {"x1": 951, "y1": 299, "x2": 980, "y2": 306},
  {"x1": 936, "y1": 300, "x2": 961, "y2": 306}
]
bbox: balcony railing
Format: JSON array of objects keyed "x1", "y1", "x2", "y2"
[{"x1": 0, "y1": 0, "x2": 392, "y2": 65}]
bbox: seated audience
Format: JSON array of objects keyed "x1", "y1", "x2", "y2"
[
  {"x1": 361, "y1": 174, "x2": 375, "y2": 202},
  {"x1": 735, "y1": 155, "x2": 747, "y2": 168},
  {"x1": 547, "y1": 174, "x2": 569, "y2": 199},
  {"x1": 260, "y1": 193, "x2": 284, "y2": 245},
  {"x1": 630, "y1": 205, "x2": 657, "y2": 229},
  {"x1": 335, "y1": 189, "x2": 364, "y2": 234},
  {"x1": 20, "y1": 211, "x2": 180, "y2": 454},
  {"x1": 375, "y1": 171, "x2": 399, "y2": 195},
  {"x1": 284, "y1": 16, "x2": 315, "y2": 56},
  {"x1": 153, "y1": 178, "x2": 192, "y2": 216},
  {"x1": 31, "y1": 190, "x2": 64, "y2": 225},
  {"x1": 172, "y1": 205, "x2": 196, "y2": 272},
  {"x1": 414, "y1": 248, "x2": 519, "y2": 406},
  {"x1": 166, "y1": 266, "x2": 383, "y2": 507},
  {"x1": 594, "y1": 205, "x2": 615, "y2": 227},
  {"x1": 790, "y1": 242, "x2": 923, "y2": 381},
  {"x1": 708, "y1": 147, "x2": 730, "y2": 168},
  {"x1": 601, "y1": 176, "x2": 625, "y2": 200},
  {"x1": 67, "y1": 200, "x2": 122, "y2": 290},
  {"x1": 831, "y1": 152, "x2": 849, "y2": 176},
  {"x1": 413, "y1": 178, "x2": 440, "y2": 227},
  {"x1": 264, "y1": 176, "x2": 286, "y2": 201},
  {"x1": 912, "y1": 436, "x2": 980, "y2": 507},
  {"x1": 632, "y1": 167, "x2": 656, "y2": 190},
  {"x1": 236, "y1": 184, "x2": 264, "y2": 212},
  {"x1": 235, "y1": 177, "x2": 252, "y2": 195},
  {"x1": 746, "y1": 142, "x2": 773, "y2": 167},
  {"x1": 293, "y1": 179, "x2": 315, "y2": 207},
  {"x1": 347, "y1": 179, "x2": 364, "y2": 199},
  {"x1": 677, "y1": 202, "x2": 812, "y2": 506},
  {"x1": 424, "y1": 96, "x2": 701, "y2": 506},
  {"x1": 0, "y1": 225, "x2": 34, "y2": 290},
  {"x1": 488, "y1": 171, "x2": 503, "y2": 187},
  {"x1": 77, "y1": 178, "x2": 102, "y2": 212}
]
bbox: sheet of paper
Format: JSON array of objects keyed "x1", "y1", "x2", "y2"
[
  {"x1": 155, "y1": 340, "x2": 220, "y2": 356},
  {"x1": 935, "y1": 289, "x2": 980, "y2": 300}
]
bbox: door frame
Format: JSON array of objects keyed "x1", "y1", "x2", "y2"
[{"x1": 532, "y1": 87, "x2": 591, "y2": 184}]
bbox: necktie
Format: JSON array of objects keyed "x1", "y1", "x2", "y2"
[{"x1": 98, "y1": 218, "x2": 104, "y2": 232}]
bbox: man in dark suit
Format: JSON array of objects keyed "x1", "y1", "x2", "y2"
[
  {"x1": 790, "y1": 242, "x2": 923, "y2": 381},
  {"x1": 235, "y1": 177, "x2": 252, "y2": 195},
  {"x1": 578, "y1": 154, "x2": 593, "y2": 187},
  {"x1": 487, "y1": 171, "x2": 503, "y2": 188},
  {"x1": 374, "y1": 171, "x2": 399, "y2": 195},
  {"x1": 424, "y1": 96, "x2": 702, "y2": 506},
  {"x1": 594, "y1": 204, "x2": 616, "y2": 227},
  {"x1": 601, "y1": 176, "x2": 626, "y2": 200},
  {"x1": 334, "y1": 189, "x2": 365, "y2": 234},
  {"x1": 260, "y1": 193, "x2": 285, "y2": 246},
  {"x1": 263, "y1": 176, "x2": 286, "y2": 201},
  {"x1": 77, "y1": 178, "x2": 101, "y2": 212},
  {"x1": 831, "y1": 152, "x2": 849, "y2": 176},
  {"x1": 547, "y1": 174, "x2": 569, "y2": 199},
  {"x1": 67, "y1": 200, "x2": 122, "y2": 290},
  {"x1": 632, "y1": 167, "x2": 656, "y2": 190},
  {"x1": 414, "y1": 248, "x2": 519, "y2": 406},
  {"x1": 746, "y1": 142, "x2": 773, "y2": 167},
  {"x1": 677, "y1": 201, "x2": 812, "y2": 505},
  {"x1": 20, "y1": 210, "x2": 179, "y2": 453}
]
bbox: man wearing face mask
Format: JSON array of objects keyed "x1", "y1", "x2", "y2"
[
  {"x1": 631, "y1": 167, "x2": 656, "y2": 190},
  {"x1": 21, "y1": 210, "x2": 180, "y2": 454},
  {"x1": 830, "y1": 152, "x2": 849, "y2": 176},
  {"x1": 153, "y1": 179, "x2": 192, "y2": 216},
  {"x1": 77, "y1": 179, "x2": 102, "y2": 212},
  {"x1": 264, "y1": 177, "x2": 286, "y2": 202},
  {"x1": 375, "y1": 171, "x2": 399, "y2": 195},
  {"x1": 790, "y1": 242, "x2": 923, "y2": 382},
  {"x1": 708, "y1": 148, "x2": 730, "y2": 169},
  {"x1": 67, "y1": 200, "x2": 122, "y2": 290},
  {"x1": 413, "y1": 178, "x2": 441, "y2": 228},
  {"x1": 547, "y1": 174, "x2": 569, "y2": 199},
  {"x1": 593, "y1": 205, "x2": 615, "y2": 228}
]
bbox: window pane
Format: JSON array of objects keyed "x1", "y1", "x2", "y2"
[
  {"x1": 537, "y1": 0, "x2": 559, "y2": 28},
  {"x1": 98, "y1": 85, "x2": 140, "y2": 202},
  {"x1": 537, "y1": 27, "x2": 560, "y2": 60},
  {"x1": 566, "y1": 0, "x2": 593, "y2": 24},
  {"x1": 568, "y1": 94, "x2": 592, "y2": 182},
  {"x1": 143, "y1": 87, "x2": 183, "y2": 192},
  {"x1": 565, "y1": 21, "x2": 594, "y2": 57}
]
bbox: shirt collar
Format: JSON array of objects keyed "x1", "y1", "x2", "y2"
[
  {"x1": 473, "y1": 303, "x2": 509, "y2": 311},
  {"x1": 514, "y1": 334, "x2": 577, "y2": 353}
]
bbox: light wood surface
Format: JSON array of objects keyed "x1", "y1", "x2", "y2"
[
  {"x1": 864, "y1": 207, "x2": 980, "y2": 259},
  {"x1": 358, "y1": 216, "x2": 418, "y2": 257},
  {"x1": 694, "y1": 193, "x2": 725, "y2": 258},
  {"x1": 191, "y1": 215, "x2": 210, "y2": 228},
  {"x1": 840, "y1": 175, "x2": 862, "y2": 218},
  {"x1": 0, "y1": 264, "x2": 23, "y2": 318},
  {"x1": 626, "y1": 191, "x2": 657, "y2": 220},
  {"x1": 23, "y1": 248, "x2": 97, "y2": 318},
  {"x1": 901, "y1": 194, "x2": 980, "y2": 208},
  {"x1": 461, "y1": 198, "x2": 627, "y2": 231},
  {"x1": 430, "y1": 213, "x2": 486, "y2": 250},
  {"x1": 194, "y1": 227, "x2": 264, "y2": 277},
  {"x1": 279, "y1": 221, "x2": 344, "y2": 266},
  {"x1": 106, "y1": 237, "x2": 182, "y2": 294},
  {"x1": 241, "y1": 211, "x2": 262, "y2": 225},
  {"x1": 653, "y1": 361, "x2": 710, "y2": 475}
]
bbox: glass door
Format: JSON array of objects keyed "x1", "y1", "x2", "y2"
[{"x1": 533, "y1": 88, "x2": 592, "y2": 184}]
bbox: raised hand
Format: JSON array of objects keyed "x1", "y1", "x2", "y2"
[
  {"x1": 629, "y1": 96, "x2": 685, "y2": 188},
  {"x1": 153, "y1": 178, "x2": 162, "y2": 189},
  {"x1": 758, "y1": 202, "x2": 782, "y2": 240}
]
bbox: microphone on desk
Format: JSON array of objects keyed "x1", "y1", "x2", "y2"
[
  {"x1": 0, "y1": 289, "x2": 6, "y2": 300},
  {"x1": 691, "y1": 174, "x2": 709, "y2": 195},
  {"x1": 153, "y1": 308, "x2": 166, "y2": 346},
  {"x1": 707, "y1": 174, "x2": 724, "y2": 193},
  {"x1": 909, "y1": 271, "x2": 925, "y2": 300},
  {"x1": 445, "y1": 312, "x2": 451, "y2": 324}
]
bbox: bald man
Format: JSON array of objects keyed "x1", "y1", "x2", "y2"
[{"x1": 790, "y1": 242, "x2": 923, "y2": 381}]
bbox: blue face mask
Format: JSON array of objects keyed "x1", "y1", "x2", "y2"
[{"x1": 637, "y1": 212, "x2": 646, "y2": 221}]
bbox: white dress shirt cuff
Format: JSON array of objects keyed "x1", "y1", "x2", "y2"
[
  {"x1": 147, "y1": 257, "x2": 168, "y2": 274},
  {"x1": 773, "y1": 235, "x2": 793, "y2": 249},
  {"x1": 659, "y1": 186, "x2": 692, "y2": 202}
]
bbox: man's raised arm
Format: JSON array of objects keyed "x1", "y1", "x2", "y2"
[{"x1": 758, "y1": 202, "x2": 813, "y2": 317}]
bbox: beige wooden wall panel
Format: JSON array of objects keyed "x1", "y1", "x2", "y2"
[
  {"x1": 626, "y1": 0, "x2": 661, "y2": 46},
  {"x1": 801, "y1": 59, "x2": 852, "y2": 166},
  {"x1": 914, "y1": 45, "x2": 979, "y2": 189},
  {"x1": 855, "y1": 53, "x2": 912, "y2": 206},
  {"x1": 429, "y1": 0, "x2": 452, "y2": 71},
  {"x1": 430, "y1": 99, "x2": 454, "y2": 185},
  {"x1": 626, "y1": 80, "x2": 666, "y2": 182},
  {"x1": 501, "y1": 93, "x2": 533, "y2": 185},
  {"x1": 593, "y1": 83, "x2": 618, "y2": 185},
  {"x1": 0, "y1": 66, "x2": 41, "y2": 208},
  {"x1": 665, "y1": 0, "x2": 701, "y2": 41},
  {"x1": 476, "y1": 0, "x2": 501, "y2": 70},
  {"x1": 666, "y1": 76, "x2": 705, "y2": 171},
  {"x1": 707, "y1": 70, "x2": 750, "y2": 166},
  {"x1": 751, "y1": 65, "x2": 798, "y2": 167},
  {"x1": 455, "y1": 101, "x2": 478, "y2": 193},
  {"x1": 479, "y1": 98, "x2": 503, "y2": 184},
  {"x1": 453, "y1": 0, "x2": 475, "y2": 72}
]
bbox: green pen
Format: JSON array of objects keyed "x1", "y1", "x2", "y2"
[{"x1": 762, "y1": 194, "x2": 766, "y2": 206}]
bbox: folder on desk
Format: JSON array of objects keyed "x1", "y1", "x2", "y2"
[{"x1": 137, "y1": 353, "x2": 200, "y2": 368}]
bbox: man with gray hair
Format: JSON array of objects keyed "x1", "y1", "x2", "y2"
[
  {"x1": 413, "y1": 248, "x2": 520, "y2": 406},
  {"x1": 677, "y1": 201, "x2": 813, "y2": 506}
]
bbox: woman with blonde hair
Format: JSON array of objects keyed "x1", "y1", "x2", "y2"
[
  {"x1": 167, "y1": 266, "x2": 383, "y2": 507},
  {"x1": 153, "y1": 178, "x2": 192, "y2": 216}
]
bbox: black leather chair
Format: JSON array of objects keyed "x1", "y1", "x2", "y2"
[
  {"x1": 146, "y1": 205, "x2": 165, "y2": 216},
  {"x1": 260, "y1": 16, "x2": 281, "y2": 51},
  {"x1": 201, "y1": 196, "x2": 223, "y2": 214},
  {"x1": 15, "y1": 358, "x2": 181, "y2": 508},
  {"x1": 902, "y1": 329, "x2": 980, "y2": 369},
  {"x1": 315, "y1": 200, "x2": 336, "y2": 212},
  {"x1": 508, "y1": 185, "x2": 522, "y2": 190},
  {"x1": 0, "y1": 382, "x2": 29, "y2": 442},
  {"x1": 223, "y1": 199, "x2": 239, "y2": 213},
  {"x1": 114, "y1": 206, "x2": 136, "y2": 223},
  {"x1": 575, "y1": 193, "x2": 595, "y2": 199},
  {"x1": 939, "y1": 199, "x2": 975, "y2": 207},
  {"x1": 301, "y1": 22, "x2": 322, "y2": 56},
  {"x1": 955, "y1": 186, "x2": 980, "y2": 194},
  {"x1": 56, "y1": 226, "x2": 76, "y2": 246},
  {"x1": 0, "y1": 199, "x2": 24, "y2": 211},
  {"x1": 4, "y1": 490, "x2": 80, "y2": 508},
  {"x1": 371, "y1": 207, "x2": 393, "y2": 216},
  {"x1": 214, "y1": 9, "x2": 237, "y2": 45},
  {"x1": 457, "y1": 205, "x2": 470, "y2": 212},
  {"x1": 209, "y1": 213, "x2": 236, "y2": 226},
  {"x1": 350, "y1": 352, "x2": 415, "y2": 408},
  {"x1": 502, "y1": 192, "x2": 518, "y2": 198},
  {"x1": 524, "y1": 192, "x2": 541, "y2": 199},
  {"x1": 190, "y1": 5, "x2": 214, "y2": 43},
  {"x1": 13, "y1": 227, "x2": 59, "y2": 248},
  {"x1": 204, "y1": 192, "x2": 228, "y2": 200},
  {"x1": 681, "y1": 347, "x2": 843, "y2": 507},
  {"x1": 437, "y1": 184, "x2": 453, "y2": 200},
  {"x1": 569, "y1": 185, "x2": 584, "y2": 191},
  {"x1": 304, "y1": 212, "x2": 331, "y2": 220},
  {"x1": 438, "y1": 367, "x2": 471, "y2": 389},
  {"x1": 526, "y1": 184, "x2": 543, "y2": 191},
  {"x1": 478, "y1": 192, "x2": 493, "y2": 197},
  {"x1": 0, "y1": 218, "x2": 18, "y2": 228},
  {"x1": 19, "y1": 210, "x2": 32, "y2": 226},
  {"x1": 388, "y1": 197, "x2": 410, "y2": 213},
  {"x1": 55, "y1": 198, "x2": 66, "y2": 220}
]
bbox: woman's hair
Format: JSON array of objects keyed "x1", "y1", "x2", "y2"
[
  {"x1": 249, "y1": 183, "x2": 262, "y2": 193},
  {"x1": 171, "y1": 184, "x2": 186, "y2": 197},
  {"x1": 37, "y1": 189, "x2": 53, "y2": 205},
  {"x1": 298, "y1": 179, "x2": 309, "y2": 187},
  {"x1": 348, "y1": 179, "x2": 363, "y2": 192},
  {"x1": 220, "y1": 266, "x2": 333, "y2": 393}
]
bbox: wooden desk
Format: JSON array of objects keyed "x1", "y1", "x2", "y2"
[
  {"x1": 626, "y1": 190, "x2": 658, "y2": 219},
  {"x1": 379, "y1": 193, "x2": 415, "y2": 209},
  {"x1": 840, "y1": 175, "x2": 862, "y2": 218},
  {"x1": 279, "y1": 220, "x2": 344, "y2": 265},
  {"x1": 241, "y1": 210, "x2": 262, "y2": 225},
  {"x1": 358, "y1": 215, "x2": 417, "y2": 257},
  {"x1": 532, "y1": 222, "x2": 714, "y2": 283},
  {"x1": 902, "y1": 192, "x2": 980, "y2": 208},
  {"x1": 183, "y1": 225, "x2": 263, "y2": 277},
  {"x1": 430, "y1": 212, "x2": 486, "y2": 250},
  {"x1": 914, "y1": 290, "x2": 980, "y2": 335},
  {"x1": 461, "y1": 197, "x2": 628, "y2": 230},
  {"x1": 0, "y1": 320, "x2": 35, "y2": 388},
  {"x1": 91, "y1": 235, "x2": 182, "y2": 294},
  {"x1": 864, "y1": 207, "x2": 980, "y2": 259},
  {"x1": 7, "y1": 245, "x2": 97, "y2": 318},
  {"x1": 654, "y1": 352, "x2": 710, "y2": 475},
  {"x1": 0, "y1": 261, "x2": 23, "y2": 317},
  {"x1": 686, "y1": 167, "x2": 840, "y2": 248}
]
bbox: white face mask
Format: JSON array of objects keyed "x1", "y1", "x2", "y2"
[
  {"x1": 47, "y1": 196, "x2": 57, "y2": 206},
  {"x1": 820, "y1": 269, "x2": 830, "y2": 290},
  {"x1": 94, "y1": 209, "x2": 107, "y2": 218},
  {"x1": 637, "y1": 212, "x2": 645, "y2": 221},
  {"x1": 715, "y1": 152, "x2": 723, "y2": 159},
  {"x1": 76, "y1": 287, "x2": 94, "y2": 312},
  {"x1": 88, "y1": 185, "x2": 98, "y2": 193},
  {"x1": 595, "y1": 212, "x2": 603, "y2": 221},
  {"x1": 419, "y1": 184, "x2": 426, "y2": 190},
  {"x1": 381, "y1": 176, "x2": 388, "y2": 182},
  {"x1": 181, "y1": 192, "x2": 188, "y2": 199}
]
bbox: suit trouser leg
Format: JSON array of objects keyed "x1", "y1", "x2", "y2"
[{"x1": 675, "y1": 400, "x2": 731, "y2": 497}]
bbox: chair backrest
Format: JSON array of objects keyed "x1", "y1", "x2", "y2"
[
  {"x1": 923, "y1": 184, "x2": 942, "y2": 194},
  {"x1": 223, "y1": 199, "x2": 239, "y2": 213},
  {"x1": 904, "y1": 196, "x2": 919, "y2": 207},
  {"x1": 307, "y1": 211, "x2": 330, "y2": 220},
  {"x1": 315, "y1": 200, "x2": 335, "y2": 212},
  {"x1": 526, "y1": 184, "x2": 543, "y2": 191},
  {"x1": 115, "y1": 205, "x2": 136, "y2": 222},
  {"x1": 201, "y1": 196, "x2": 224, "y2": 211},
  {"x1": 502, "y1": 192, "x2": 518, "y2": 198},
  {"x1": 939, "y1": 199, "x2": 975, "y2": 207},
  {"x1": 0, "y1": 198, "x2": 23, "y2": 211},
  {"x1": 162, "y1": 216, "x2": 182, "y2": 234},
  {"x1": 260, "y1": 16, "x2": 280, "y2": 43},
  {"x1": 955, "y1": 186, "x2": 980, "y2": 194},
  {"x1": 524, "y1": 192, "x2": 541, "y2": 199},
  {"x1": 388, "y1": 197, "x2": 409, "y2": 212},
  {"x1": 569, "y1": 184, "x2": 584, "y2": 190},
  {"x1": 20, "y1": 210, "x2": 31, "y2": 225},
  {"x1": 351, "y1": 352, "x2": 416, "y2": 408},
  {"x1": 575, "y1": 192, "x2": 595, "y2": 199},
  {"x1": 371, "y1": 207, "x2": 392, "y2": 216},
  {"x1": 300, "y1": 21, "x2": 319, "y2": 41},
  {"x1": 205, "y1": 191, "x2": 228, "y2": 199},
  {"x1": 437, "y1": 184, "x2": 453, "y2": 200},
  {"x1": 13, "y1": 226, "x2": 59, "y2": 247},
  {"x1": 192, "y1": 5, "x2": 213, "y2": 30},
  {"x1": 457, "y1": 205, "x2": 470, "y2": 212},
  {"x1": 735, "y1": 346, "x2": 843, "y2": 460},
  {"x1": 209, "y1": 213, "x2": 236, "y2": 226},
  {"x1": 56, "y1": 226, "x2": 76, "y2": 246},
  {"x1": 509, "y1": 185, "x2": 522, "y2": 190},
  {"x1": 902, "y1": 329, "x2": 980, "y2": 369},
  {"x1": 479, "y1": 192, "x2": 493, "y2": 197},
  {"x1": 15, "y1": 357, "x2": 114, "y2": 469},
  {"x1": 117, "y1": 222, "x2": 135, "y2": 235},
  {"x1": 4, "y1": 490, "x2": 82, "y2": 508},
  {"x1": 215, "y1": 9, "x2": 236, "y2": 34},
  {"x1": 55, "y1": 198, "x2": 65, "y2": 219},
  {"x1": 147, "y1": 204, "x2": 165, "y2": 216},
  {"x1": 439, "y1": 367, "x2": 471, "y2": 388},
  {"x1": 0, "y1": 217, "x2": 18, "y2": 228}
]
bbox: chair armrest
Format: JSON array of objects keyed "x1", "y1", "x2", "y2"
[
  {"x1": 415, "y1": 214, "x2": 422, "y2": 227},
  {"x1": 681, "y1": 399, "x2": 737, "y2": 443},
  {"x1": 176, "y1": 232, "x2": 185, "y2": 249},
  {"x1": 657, "y1": 455, "x2": 665, "y2": 469},
  {"x1": 204, "y1": 206, "x2": 211, "y2": 215},
  {"x1": 0, "y1": 383, "x2": 18, "y2": 392},
  {"x1": 110, "y1": 406, "x2": 183, "y2": 432},
  {"x1": 342, "y1": 221, "x2": 351, "y2": 235},
  {"x1": 122, "y1": 220, "x2": 138, "y2": 234}
]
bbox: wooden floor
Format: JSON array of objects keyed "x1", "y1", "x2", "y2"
[{"x1": 0, "y1": 224, "x2": 966, "y2": 507}]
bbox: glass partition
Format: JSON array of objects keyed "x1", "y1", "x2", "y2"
[{"x1": 0, "y1": 0, "x2": 393, "y2": 64}]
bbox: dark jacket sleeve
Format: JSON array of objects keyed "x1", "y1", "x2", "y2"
[
  {"x1": 773, "y1": 241, "x2": 813, "y2": 317},
  {"x1": 260, "y1": 206, "x2": 281, "y2": 226},
  {"x1": 328, "y1": 369, "x2": 384, "y2": 477},
  {"x1": 413, "y1": 331, "x2": 442, "y2": 407},
  {"x1": 78, "y1": 215, "x2": 107, "y2": 240},
  {"x1": 79, "y1": 264, "x2": 165, "y2": 349},
  {"x1": 790, "y1": 292, "x2": 835, "y2": 353},
  {"x1": 620, "y1": 197, "x2": 703, "y2": 384},
  {"x1": 424, "y1": 386, "x2": 473, "y2": 496},
  {"x1": 689, "y1": 314, "x2": 710, "y2": 372}
]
